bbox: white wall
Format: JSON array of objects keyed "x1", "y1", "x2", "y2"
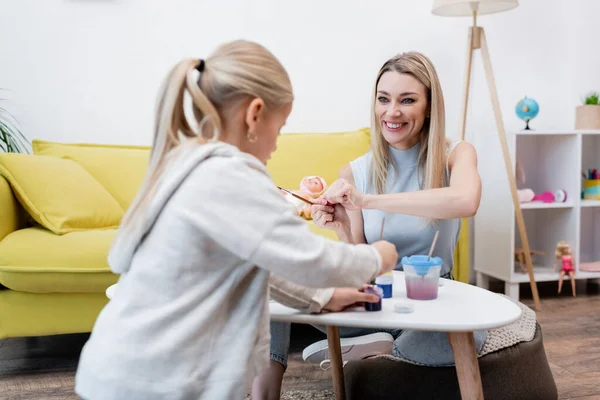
[{"x1": 0, "y1": 0, "x2": 598, "y2": 146}]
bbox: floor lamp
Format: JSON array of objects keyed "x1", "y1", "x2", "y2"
[{"x1": 432, "y1": 0, "x2": 542, "y2": 311}]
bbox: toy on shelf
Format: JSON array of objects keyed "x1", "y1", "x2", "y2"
[
  {"x1": 515, "y1": 96, "x2": 539, "y2": 130},
  {"x1": 515, "y1": 160, "x2": 567, "y2": 203},
  {"x1": 580, "y1": 261, "x2": 600, "y2": 272},
  {"x1": 514, "y1": 248, "x2": 545, "y2": 273},
  {"x1": 582, "y1": 169, "x2": 600, "y2": 200},
  {"x1": 280, "y1": 176, "x2": 327, "y2": 220},
  {"x1": 552, "y1": 240, "x2": 576, "y2": 297}
]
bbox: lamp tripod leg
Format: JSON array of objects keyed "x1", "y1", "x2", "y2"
[
  {"x1": 460, "y1": 28, "x2": 476, "y2": 141},
  {"x1": 478, "y1": 28, "x2": 542, "y2": 311}
]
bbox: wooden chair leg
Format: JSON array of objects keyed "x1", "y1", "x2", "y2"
[
  {"x1": 326, "y1": 326, "x2": 346, "y2": 400},
  {"x1": 448, "y1": 331, "x2": 484, "y2": 400}
]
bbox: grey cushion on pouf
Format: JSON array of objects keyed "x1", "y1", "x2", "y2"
[{"x1": 343, "y1": 322, "x2": 557, "y2": 400}]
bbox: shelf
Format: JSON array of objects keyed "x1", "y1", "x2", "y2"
[
  {"x1": 580, "y1": 207, "x2": 600, "y2": 266},
  {"x1": 520, "y1": 201, "x2": 574, "y2": 209},
  {"x1": 512, "y1": 267, "x2": 559, "y2": 283},
  {"x1": 511, "y1": 268, "x2": 600, "y2": 283},
  {"x1": 472, "y1": 129, "x2": 600, "y2": 301},
  {"x1": 515, "y1": 131, "x2": 576, "y2": 136},
  {"x1": 516, "y1": 134, "x2": 578, "y2": 203},
  {"x1": 581, "y1": 200, "x2": 600, "y2": 207},
  {"x1": 514, "y1": 130, "x2": 600, "y2": 136}
]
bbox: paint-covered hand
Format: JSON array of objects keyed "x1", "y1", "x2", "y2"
[
  {"x1": 323, "y1": 286, "x2": 380, "y2": 312},
  {"x1": 322, "y1": 178, "x2": 364, "y2": 211},
  {"x1": 310, "y1": 202, "x2": 350, "y2": 233}
]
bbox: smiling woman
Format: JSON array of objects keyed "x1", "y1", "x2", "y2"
[
  {"x1": 370, "y1": 52, "x2": 448, "y2": 199},
  {"x1": 253, "y1": 51, "x2": 483, "y2": 400}
]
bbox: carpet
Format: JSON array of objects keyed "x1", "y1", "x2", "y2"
[{"x1": 246, "y1": 389, "x2": 334, "y2": 399}]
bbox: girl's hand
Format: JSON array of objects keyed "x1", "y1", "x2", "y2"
[
  {"x1": 323, "y1": 178, "x2": 365, "y2": 211},
  {"x1": 323, "y1": 286, "x2": 380, "y2": 312},
  {"x1": 311, "y1": 202, "x2": 350, "y2": 232}
]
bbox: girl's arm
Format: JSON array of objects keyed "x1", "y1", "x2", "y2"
[
  {"x1": 181, "y1": 156, "x2": 396, "y2": 289},
  {"x1": 327, "y1": 142, "x2": 481, "y2": 220},
  {"x1": 268, "y1": 274, "x2": 380, "y2": 313}
]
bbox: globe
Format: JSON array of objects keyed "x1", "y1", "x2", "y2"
[{"x1": 515, "y1": 97, "x2": 539, "y2": 130}]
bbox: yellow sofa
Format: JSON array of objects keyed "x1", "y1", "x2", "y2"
[{"x1": 0, "y1": 128, "x2": 469, "y2": 339}]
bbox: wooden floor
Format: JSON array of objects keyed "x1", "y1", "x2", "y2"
[{"x1": 1, "y1": 280, "x2": 599, "y2": 399}]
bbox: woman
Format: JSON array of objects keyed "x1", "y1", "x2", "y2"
[
  {"x1": 74, "y1": 40, "x2": 398, "y2": 400},
  {"x1": 252, "y1": 51, "x2": 483, "y2": 399}
]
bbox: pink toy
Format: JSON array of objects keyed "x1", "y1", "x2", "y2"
[
  {"x1": 552, "y1": 240, "x2": 576, "y2": 296},
  {"x1": 515, "y1": 160, "x2": 567, "y2": 204},
  {"x1": 532, "y1": 191, "x2": 555, "y2": 203},
  {"x1": 280, "y1": 176, "x2": 327, "y2": 219},
  {"x1": 521, "y1": 189, "x2": 567, "y2": 204}
]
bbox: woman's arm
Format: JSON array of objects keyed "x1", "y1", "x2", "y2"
[
  {"x1": 338, "y1": 165, "x2": 368, "y2": 244},
  {"x1": 310, "y1": 164, "x2": 367, "y2": 245},
  {"x1": 327, "y1": 142, "x2": 481, "y2": 220}
]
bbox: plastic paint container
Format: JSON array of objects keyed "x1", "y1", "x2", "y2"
[
  {"x1": 364, "y1": 285, "x2": 384, "y2": 311},
  {"x1": 401, "y1": 255, "x2": 443, "y2": 300},
  {"x1": 375, "y1": 271, "x2": 393, "y2": 298}
]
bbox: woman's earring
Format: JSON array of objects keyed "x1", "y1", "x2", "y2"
[{"x1": 247, "y1": 131, "x2": 258, "y2": 143}]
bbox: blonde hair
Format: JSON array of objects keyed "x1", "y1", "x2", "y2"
[
  {"x1": 555, "y1": 241, "x2": 571, "y2": 258},
  {"x1": 369, "y1": 52, "x2": 447, "y2": 196},
  {"x1": 122, "y1": 40, "x2": 293, "y2": 230}
]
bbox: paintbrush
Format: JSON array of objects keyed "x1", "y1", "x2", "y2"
[
  {"x1": 428, "y1": 231, "x2": 440, "y2": 260},
  {"x1": 277, "y1": 186, "x2": 334, "y2": 206},
  {"x1": 370, "y1": 216, "x2": 386, "y2": 286}
]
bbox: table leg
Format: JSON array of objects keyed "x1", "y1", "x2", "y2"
[
  {"x1": 447, "y1": 331, "x2": 484, "y2": 400},
  {"x1": 326, "y1": 325, "x2": 346, "y2": 400}
]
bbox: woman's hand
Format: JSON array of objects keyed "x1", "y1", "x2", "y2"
[
  {"x1": 311, "y1": 202, "x2": 350, "y2": 233},
  {"x1": 323, "y1": 178, "x2": 365, "y2": 211},
  {"x1": 323, "y1": 286, "x2": 380, "y2": 312}
]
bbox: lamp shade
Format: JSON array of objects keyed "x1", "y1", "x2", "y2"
[{"x1": 432, "y1": 0, "x2": 518, "y2": 16}]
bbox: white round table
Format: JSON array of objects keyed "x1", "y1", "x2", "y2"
[
  {"x1": 105, "y1": 283, "x2": 117, "y2": 300},
  {"x1": 270, "y1": 271, "x2": 522, "y2": 400}
]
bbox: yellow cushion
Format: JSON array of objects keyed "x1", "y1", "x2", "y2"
[
  {"x1": 0, "y1": 154, "x2": 124, "y2": 234},
  {"x1": 268, "y1": 128, "x2": 371, "y2": 190},
  {"x1": 32, "y1": 140, "x2": 151, "y2": 209},
  {"x1": 0, "y1": 227, "x2": 118, "y2": 293},
  {"x1": 0, "y1": 176, "x2": 23, "y2": 242}
]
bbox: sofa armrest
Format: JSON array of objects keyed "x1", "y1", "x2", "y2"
[{"x1": 0, "y1": 175, "x2": 24, "y2": 241}]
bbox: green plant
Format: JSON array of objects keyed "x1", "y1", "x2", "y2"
[
  {"x1": 0, "y1": 105, "x2": 29, "y2": 153},
  {"x1": 584, "y1": 91, "x2": 600, "y2": 105}
]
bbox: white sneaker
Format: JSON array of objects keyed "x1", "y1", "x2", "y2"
[{"x1": 302, "y1": 332, "x2": 394, "y2": 370}]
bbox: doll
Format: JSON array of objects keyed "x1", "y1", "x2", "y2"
[
  {"x1": 280, "y1": 176, "x2": 327, "y2": 219},
  {"x1": 552, "y1": 240, "x2": 576, "y2": 296}
]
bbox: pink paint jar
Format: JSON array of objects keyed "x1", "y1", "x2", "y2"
[{"x1": 401, "y1": 255, "x2": 443, "y2": 300}]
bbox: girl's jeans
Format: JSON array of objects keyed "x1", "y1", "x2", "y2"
[{"x1": 269, "y1": 271, "x2": 487, "y2": 369}]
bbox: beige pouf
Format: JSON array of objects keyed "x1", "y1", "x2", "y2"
[{"x1": 343, "y1": 301, "x2": 557, "y2": 400}]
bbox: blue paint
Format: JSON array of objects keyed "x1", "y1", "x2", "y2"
[
  {"x1": 377, "y1": 283, "x2": 393, "y2": 299},
  {"x1": 375, "y1": 274, "x2": 393, "y2": 298},
  {"x1": 364, "y1": 286, "x2": 383, "y2": 312}
]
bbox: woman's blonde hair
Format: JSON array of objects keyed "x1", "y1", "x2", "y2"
[
  {"x1": 369, "y1": 52, "x2": 447, "y2": 195},
  {"x1": 122, "y1": 39, "x2": 293, "y2": 229}
]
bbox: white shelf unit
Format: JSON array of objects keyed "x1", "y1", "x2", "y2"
[{"x1": 473, "y1": 130, "x2": 600, "y2": 301}]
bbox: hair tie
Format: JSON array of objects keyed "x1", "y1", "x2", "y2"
[{"x1": 196, "y1": 59, "x2": 205, "y2": 73}]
